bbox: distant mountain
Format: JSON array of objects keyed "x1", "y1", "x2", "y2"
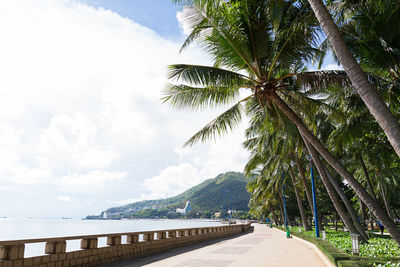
[{"x1": 86, "y1": 172, "x2": 250, "y2": 219}]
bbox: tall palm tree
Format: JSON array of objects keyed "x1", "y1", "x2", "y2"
[
  {"x1": 244, "y1": 113, "x2": 312, "y2": 230},
  {"x1": 294, "y1": 154, "x2": 314, "y2": 218},
  {"x1": 270, "y1": 86, "x2": 400, "y2": 242},
  {"x1": 247, "y1": 170, "x2": 283, "y2": 224},
  {"x1": 306, "y1": 0, "x2": 400, "y2": 158},
  {"x1": 165, "y1": 0, "x2": 400, "y2": 244},
  {"x1": 302, "y1": 137, "x2": 367, "y2": 240},
  {"x1": 323, "y1": 165, "x2": 369, "y2": 240}
]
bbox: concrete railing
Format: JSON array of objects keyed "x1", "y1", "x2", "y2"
[{"x1": 0, "y1": 223, "x2": 252, "y2": 267}]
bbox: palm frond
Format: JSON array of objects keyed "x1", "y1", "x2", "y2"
[
  {"x1": 178, "y1": 6, "x2": 212, "y2": 52},
  {"x1": 184, "y1": 102, "x2": 244, "y2": 147},
  {"x1": 296, "y1": 71, "x2": 351, "y2": 93},
  {"x1": 168, "y1": 64, "x2": 254, "y2": 87},
  {"x1": 162, "y1": 83, "x2": 240, "y2": 110}
]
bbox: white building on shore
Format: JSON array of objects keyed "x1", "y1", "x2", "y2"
[{"x1": 176, "y1": 200, "x2": 192, "y2": 215}]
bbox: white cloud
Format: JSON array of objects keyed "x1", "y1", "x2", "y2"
[
  {"x1": 140, "y1": 124, "x2": 249, "y2": 201},
  {"x1": 57, "y1": 196, "x2": 72, "y2": 202},
  {"x1": 61, "y1": 170, "x2": 128, "y2": 192},
  {"x1": 108, "y1": 192, "x2": 167, "y2": 206},
  {"x1": 143, "y1": 163, "x2": 203, "y2": 197},
  {"x1": 309, "y1": 63, "x2": 344, "y2": 72},
  {"x1": 0, "y1": 123, "x2": 53, "y2": 184},
  {"x1": 173, "y1": 145, "x2": 193, "y2": 158},
  {"x1": 322, "y1": 64, "x2": 344, "y2": 71},
  {"x1": 39, "y1": 113, "x2": 117, "y2": 169},
  {"x1": 0, "y1": 0, "x2": 249, "y2": 217}
]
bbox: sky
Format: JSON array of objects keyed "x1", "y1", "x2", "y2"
[
  {"x1": 0, "y1": 0, "x2": 252, "y2": 218},
  {"x1": 0, "y1": 0, "x2": 340, "y2": 218}
]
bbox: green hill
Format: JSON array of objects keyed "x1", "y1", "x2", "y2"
[{"x1": 87, "y1": 172, "x2": 250, "y2": 219}]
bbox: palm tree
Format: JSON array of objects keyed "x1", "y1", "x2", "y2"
[
  {"x1": 324, "y1": 80, "x2": 400, "y2": 224},
  {"x1": 302, "y1": 137, "x2": 367, "y2": 240},
  {"x1": 270, "y1": 87, "x2": 400, "y2": 242},
  {"x1": 244, "y1": 113, "x2": 312, "y2": 230},
  {"x1": 323, "y1": 165, "x2": 369, "y2": 240},
  {"x1": 247, "y1": 170, "x2": 283, "y2": 225},
  {"x1": 294, "y1": 154, "x2": 314, "y2": 218},
  {"x1": 165, "y1": 0, "x2": 400, "y2": 244},
  {"x1": 306, "y1": 0, "x2": 400, "y2": 158},
  {"x1": 288, "y1": 169, "x2": 311, "y2": 230}
]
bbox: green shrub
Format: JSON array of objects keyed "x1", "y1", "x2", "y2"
[{"x1": 273, "y1": 226, "x2": 400, "y2": 266}]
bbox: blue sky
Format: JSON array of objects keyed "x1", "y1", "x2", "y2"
[{"x1": 80, "y1": 0, "x2": 182, "y2": 38}]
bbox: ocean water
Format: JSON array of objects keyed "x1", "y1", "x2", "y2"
[{"x1": 0, "y1": 218, "x2": 221, "y2": 257}]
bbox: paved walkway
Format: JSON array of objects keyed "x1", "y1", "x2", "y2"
[{"x1": 107, "y1": 224, "x2": 334, "y2": 267}]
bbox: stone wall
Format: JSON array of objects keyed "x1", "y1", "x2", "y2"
[{"x1": 0, "y1": 223, "x2": 252, "y2": 267}]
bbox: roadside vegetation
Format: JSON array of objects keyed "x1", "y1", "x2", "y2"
[
  {"x1": 291, "y1": 226, "x2": 400, "y2": 258},
  {"x1": 166, "y1": 0, "x2": 400, "y2": 264}
]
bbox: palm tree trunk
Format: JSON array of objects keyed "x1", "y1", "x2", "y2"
[
  {"x1": 359, "y1": 196, "x2": 367, "y2": 222},
  {"x1": 306, "y1": 0, "x2": 400, "y2": 158},
  {"x1": 335, "y1": 212, "x2": 338, "y2": 231},
  {"x1": 295, "y1": 156, "x2": 315, "y2": 218},
  {"x1": 270, "y1": 207, "x2": 279, "y2": 225},
  {"x1": 379, "y1": 182, "x2": 392, "y2": 219},
  {"x1": 323, "y1": 165, "x2": 369, "y2": 240},
  {"x1": 360, "y1": 155, "x2": 378, "y2": 200},
  {"x1": 289, "y1": 169, "x2": 311, "y2": 231},
  {"x1": 269, "y1": 92, "x2": 400, "y2": 245},
  {"x1": 302, "y1": 136, "x2": 362, "y2": 238}
]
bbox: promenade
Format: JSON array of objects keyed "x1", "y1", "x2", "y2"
[{"x1": 106, "y1": 224, "x2": 334, "y2": 267}]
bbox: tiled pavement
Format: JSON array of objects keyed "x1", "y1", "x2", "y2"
[{"x1": 107, "y1": 224, "x2": 335, "y2": 267}]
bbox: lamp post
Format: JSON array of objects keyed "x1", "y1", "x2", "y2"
[
  {"x1": 228, "y1": 193, "x2": 232, "y2": 222},
  {"x1": 310, "y1": 159, "x2": 320, "y2": 238},
  {"x1": 351, "y1": 234, "x2": 360, "y2": 255},
  {"x1": 222, "y1": 196, "x2": 225, "y2": 221},
  {"x1": 282, "y1": 171, "x2": 288, "y2": 229}
]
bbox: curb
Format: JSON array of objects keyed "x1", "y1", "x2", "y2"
[{"x1": 271, "y1": 228, "x2": 336, "y2": 267}]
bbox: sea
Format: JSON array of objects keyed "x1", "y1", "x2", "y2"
[{"x1": 0, "y1": 218, "x2": 221, "y2": 257}]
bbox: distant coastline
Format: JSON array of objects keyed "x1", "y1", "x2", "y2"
[{"x1": 86, "y1": 172, "x2": 253, "y2": 221}]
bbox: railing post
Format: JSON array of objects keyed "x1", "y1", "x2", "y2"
[
  {"x1": 142, "y1": 232, "x2": 154, "y2": 241},
  {"x1": 126, "y1": 234, "x2": 139, "y2": 244},
  {"x1": 80, "y1": 238, "x2": 98, "y2": 249},
  {"x1": 45, "y1": 241, "x2": 66, "y2": 254},
  {"x1": 167, "y1": 231, "x2": 176, "y2": 238},
  {"x1": 0, "y1": 245, "x2": 25, "y2": 260},
  {"x1": 177, "y1": 230, "x2": 185, "y2": 237},
  {"x1": 107, "y1": 236, "x2": 122, "y2": 246},
  {"x1": 156, "y1": 232, "x2": 166, "y2": 240}
]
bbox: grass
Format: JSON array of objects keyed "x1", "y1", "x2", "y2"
[
  {"x1": 288, "y1": 227, "x2": 400, "y2": 258},
  {"x1": 274, "y1": 225, "x2": 400, "y2": 266}
]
